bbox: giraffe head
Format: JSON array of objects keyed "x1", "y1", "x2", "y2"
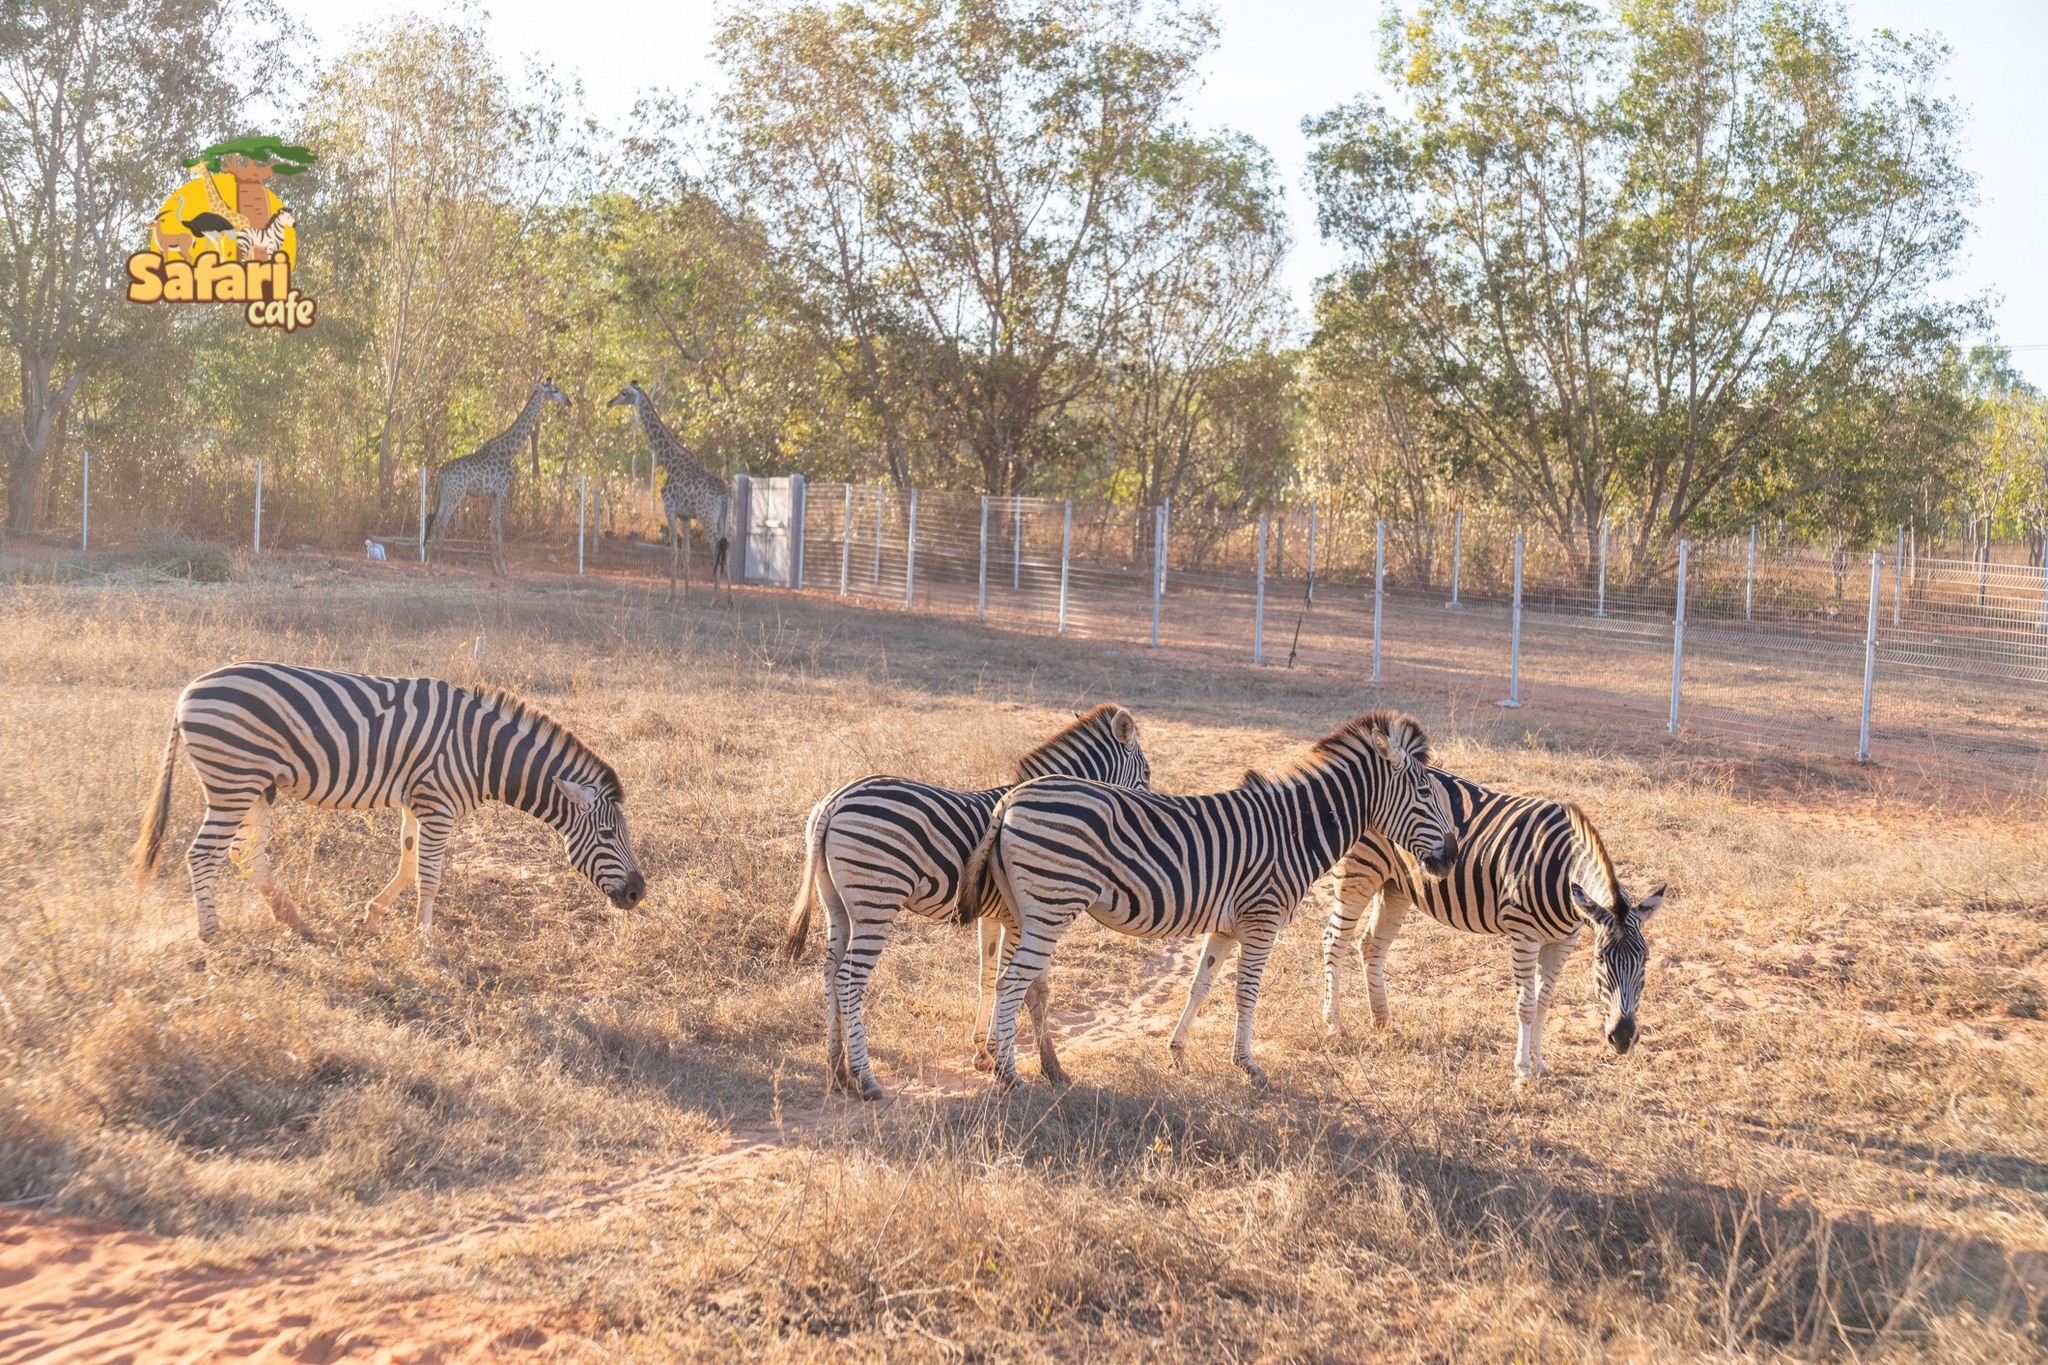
[
  {"x1": 1573, "y1": 880, "x2": 1666, "y2": 1054},
  {"x1": 607, "y1": 380, "x2": 650, "y2": 412},
  {"x1": 537, "y1": 377, "x2": 571, "y2": 408}
]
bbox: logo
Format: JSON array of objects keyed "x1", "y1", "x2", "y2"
[{"x1": 126, "y1": 136, "x2": 318, "y2": 331}]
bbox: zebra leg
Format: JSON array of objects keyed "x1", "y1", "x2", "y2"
[
  {"x1": 1321, "y1": 878, "x2": 1366, "y2": 1035},
  {"x1": 1361, "y1": 887, "x2": 1411, "y2": 1031},
  {"x1": 1530, "y1": 932, "x2": 1579, "y2": 1077},
  {"x1": 971, "y1": 913, "x2": 1006, "y2": 1069},
  {"x1": 1510, "y1": 932, "x2": 1545, "y2": 1082},
  {"x1": 832, "y1": 911, "x2": 892, "y2": 1101},
  {"x1": 1168, "y1": 930, "x2": 1235, "y2": 1071},
  {"x1": 989, "y1": 911, "x2": 1077, "y2": 1089},
  {"x1": 410, "y1": 807, "x2": 458, "y2": 953},
  {"x1": 365, "y1": 808, "x2": 420, "y2": 933},
  {"x1": 821, "y1": 891, "x2": 853, "y2": 1092},
  {"x1": 241, "y1": 796, "x2": 312, "y2": 939},
  {"x1": 184, "y1": 799, "x2": 255, "y2": 941},
  {"x1": 1025, "y1": 971, "x2": 1062, "y2": 1086},
  {"x1": 1230, "y1": 920, "x2": 1282, "y2": 1088}
]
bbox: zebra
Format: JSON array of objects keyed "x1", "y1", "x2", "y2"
[
  {"x1": 132, "y1": 662, "x2": 646, "y2": 946},
  {"x1": 960, "y1": 710, "x2": 1455, "y2": 1089},
  {"x1": 1320, "y1": 768, "x2": 1664, "y2": 1082},
  {"x1": 783, "y1": 703, "x2": 1152, "y2": 1100}
]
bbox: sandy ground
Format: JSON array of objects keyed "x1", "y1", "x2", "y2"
[{"x1": 0, "y1": 937, "x2": 1200, "y2": 1364}]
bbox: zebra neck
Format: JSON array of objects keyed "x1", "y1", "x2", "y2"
[
  {"x1": 469, "y1": 701, "x2": 572, "y2": 826},
  {"x1": 1282, "y1": 754, "x2": 1368, "y2": 871}
]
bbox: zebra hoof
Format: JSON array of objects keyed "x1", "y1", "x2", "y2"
[
  {"x1": 1168, "y1": 1043, "x2": 1189, "y2": 1073},
  {"x1": 854, "y1": 1075, "x2": 885, "y2": 1102},
  {"x1": 970, "y1": 1049, "x2": 995, "y2": 1073},
  {"x1": 1040, "y1": 1059, "x2": 1069, "y2": 1087},
  {"x1": 1242, "y1": 1064, "x2": 1270, "y2": 1090}
]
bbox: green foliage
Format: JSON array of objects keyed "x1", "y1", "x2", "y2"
[{"x1": 182, "y1": 136, "x2": 317, "y2": 175}]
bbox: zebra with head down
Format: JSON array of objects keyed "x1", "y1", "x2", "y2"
[{"x1": 1322, "y1": 768, "x2": 1665, "y2": 1082}]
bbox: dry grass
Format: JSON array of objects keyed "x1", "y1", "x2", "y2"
[{"x1": 2, "y1": 553, "x2": 2046, "y2": 1360}]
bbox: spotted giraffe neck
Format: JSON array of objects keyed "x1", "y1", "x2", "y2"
[{"x1": 503, "y1": 388, "x2": 556, "y2": 449}]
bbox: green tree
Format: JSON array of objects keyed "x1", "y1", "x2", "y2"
[
  {"x1": 0, "y1": 0, "x2": 255, "y2": 529},
  {"x1": 1307, "y1": 0, "x2": 1977, "y2": 576}
]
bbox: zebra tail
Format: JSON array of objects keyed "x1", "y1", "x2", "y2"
[
  {"x1": 954, "y1": 814, "x2": 1002, "y2": 928},
  {"x1": 130, "y1": 722, "x2": 183, "y2": 889},
  {"x1": 781, "y1": 800, "x2": 828, "y2": 961}
]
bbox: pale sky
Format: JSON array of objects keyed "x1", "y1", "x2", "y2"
[{"x1": 288, "y1": 0, "x2": 2048, "y2": 385}]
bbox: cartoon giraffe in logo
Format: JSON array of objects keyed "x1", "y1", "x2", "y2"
[
  {"x1": 609, "y1": 381, "x2": 733, "y2": 605},
  {"x1": 426, "y1": 380, "x2": 571, "y2": 575}
]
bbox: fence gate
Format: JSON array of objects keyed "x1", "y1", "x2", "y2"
[{"x1": 737, "y1": 474, "x2": 805, "y2": 587}]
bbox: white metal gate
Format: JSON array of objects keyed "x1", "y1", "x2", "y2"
[{"x1": 736, "y1": 474, "x2": 805, "y2": 587}]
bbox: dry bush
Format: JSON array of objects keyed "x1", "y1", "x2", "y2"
[{"x1": 1, "y1": 559, "x2": 2045, "y2": 1357}]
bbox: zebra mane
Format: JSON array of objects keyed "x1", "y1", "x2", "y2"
[
  {"x1": 472, "y1": 686, "x2": 624, "y2": 800},
  {"x1": 1249, "y1": 710, "x2": 1429, "y2": 787},
  {"x1": 1564, "y1": 803, "x2": 1625, "y2": 913},
  {"x1": 1014, "y1": 703, "x2": 1129, "y2": 781}
]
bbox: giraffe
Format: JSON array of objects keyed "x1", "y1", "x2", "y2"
[
  {"x1": 425, "y1": 380, "x2": 571, "y2": 575},
  {"x1": 608, "y1": 381, "x2": 733, "y2": 605}
]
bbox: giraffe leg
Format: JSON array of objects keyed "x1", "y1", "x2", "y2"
[
  {"x1": 682, "y1": 517, "x2": 694, "y2": 605},
  {"x1": 241, "y1": 795, "x2": 312, "y2": 939},
  {"x1": 666, "y1": 508, "x2": 682, "y2": 606},
  {"x1": 490, "y1": 493, "x2": 507, "y2": 576},
  {"x1": 365, "y1": 807, "x2": 419, "y2": 933}
]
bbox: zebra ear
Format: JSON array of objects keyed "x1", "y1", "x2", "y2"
[
  {"x1": 1632, "y1": 885, "x2": 1667, "y2": 921},
  {"x1": 556, "y1": 777, "x2": 600, "y2": 810},
  {"x1": 1571, "y1": 884, "x2": 1617, "y2": 929},
  {"x1": 1110, "y1": 709, "x2": 1138, "y2": 745},
  {"x1": 1387, "y1": 715, "x2": 1432, "y2": 767}
]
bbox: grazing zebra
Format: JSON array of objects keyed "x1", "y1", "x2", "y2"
[
  {"x1": 961, "y1": 711, "x2": 1454, "y2": 1089},
  {"x1": 784, "y1": 703, "x2": 1151, "y2": 1100},
  {"x1": 132, "y1": 662, "x2": 646, "y2": 945},
  {"x1": 1321, "y1": 769, "x2": 1664, "y2": 1082}
]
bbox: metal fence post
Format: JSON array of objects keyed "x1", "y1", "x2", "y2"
[
  {"x1": 1745, "y1": 523, "x2": 1756, "y2": 621},
  {"x1": 1499, "y1": 531, "x2": 1523, "y2": 707},
  {"x1": 839, "y1": 485, "x2": 852, "y2": 596},
  {"x1": 2039, "y1": 539, "x2": 2048, "y2": 632},
  {"x1": 1596, "y1": 519, "x2": 1609, "y2": 617},
  {"x1": 1447, "y1": 508, "x2": 1462, "y2": 608},
  {"x1": 904, "y1": 488, "x2": 918, "y2": 610},
  {"x1": 1013, "y1": 496, "x2": 1023, "y2": 590},
  {"x1": 1895, "y1": 525, "x2": 1905, "y2": 628},
  {"x1": 1057, "y1": 499, "x2": 1072, "y2": 633},
  {"x1": 418, "y1": 466, "x2": 428, "y2": 562},
  {"x1": 1371, "y1": 517, "x2": 1385, "y2": 683},
  {"x1": 1155, "y1": 505, "x2": 1171, "y2": 650},
  {"x1": 1859, "y1": 550, "x2": 1880, "y2": 762},
  {"x1": 788, "y1": 475, "x2": 805, "y2": 588},
  {"x1": 1979, "y1": 535, "x2": 1991, "y2": 608},
  {"x1": 1668, "y1": 539, "x2": 1689, "y2": 733},
  {"x1": 253, "y1": 458, "x2": 264, "y2": 554},
  {"x1": 1254, "y1": 514, "x2": 1268, "y2": 664},
  {"x1": 872, "y1": 484, "x2": 883, "y2": 586},
  {"x1": 80, "y1": 449, "x2": 89, "y2": 553},
  {"x1": 577, "y1": 474, "x2": 587, "y2": 574},
  {"x1": 978, "y1": 495, "x2": 989, "y2": 620}
]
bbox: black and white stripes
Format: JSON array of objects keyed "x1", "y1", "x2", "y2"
[
  {"x1": 961, "y1": 711, "x2": 1454, "y2": 1088},
  {"x1": 1321, "y1": 769, "x2": 1663, "y2": 1081},
  {"x1": 133, "y1": 662, "x2": 644, "y2": 944},
  {"x1": 784, "y1": 703, "x2": 1151, "y2": 1099}
]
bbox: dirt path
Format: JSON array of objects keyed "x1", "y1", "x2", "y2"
[{"x1": 0, "y1": 942, "x2": 1197, "y2": 1364}]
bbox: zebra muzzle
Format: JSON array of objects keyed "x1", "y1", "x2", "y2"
[
  {"x1": 610, "y1": 871, "x2": 647, "y2": 910},
  {"x1": 1606, "y1": 1011, "x2": 1636, "y2": 1054}
]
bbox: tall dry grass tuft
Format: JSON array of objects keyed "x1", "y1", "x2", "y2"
[{"x1": 1, "y1": 560, "x2": 2045, "y2": 1355}]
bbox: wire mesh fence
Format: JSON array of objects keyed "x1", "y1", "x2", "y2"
[{"x1": 794, "y1": 484, "x2": 2048, "y2": 793}]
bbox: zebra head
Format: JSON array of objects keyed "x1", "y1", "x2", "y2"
[
  {"x1": 1360, "y1": 713, "x2": 1456, "y2": 879},
  {"x1": 1572, "y1": 882, "x2": 1666, "y2": 1054},
  {"x1": 1018, "y1": 703, "x2": 1151, "y2": 788},
  {"x1": 555, "y1": 776, "x2": 647, "y2": 910}
]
